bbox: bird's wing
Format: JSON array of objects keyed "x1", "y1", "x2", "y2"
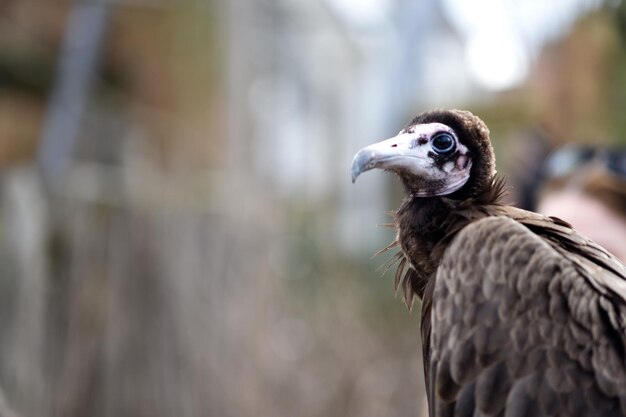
[
  {"x1": 515, "y1": 211, "x2": 626, "y2": 303},
  {"x1": 428, "y1": 216, "x2": 626, "y2": 417}
]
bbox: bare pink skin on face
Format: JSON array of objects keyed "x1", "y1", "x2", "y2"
[
  {"x1": 350, "y1": 122, "x2": 473, "y2": 196},
  {"x1": 537, "y1": 190, "x2": 626, "y2": 262}
]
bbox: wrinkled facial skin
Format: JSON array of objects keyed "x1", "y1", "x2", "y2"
[{"x1": 351, "y1": 123, "x2": 472, "y2": 197}]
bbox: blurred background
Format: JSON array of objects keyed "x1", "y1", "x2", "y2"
[{"x1": 1, "y1": 0, "x2": 626, "y2": 416}]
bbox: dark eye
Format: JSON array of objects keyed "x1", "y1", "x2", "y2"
[{"x1": 431, "y1": 132, "x2": 456, "y2": 155}]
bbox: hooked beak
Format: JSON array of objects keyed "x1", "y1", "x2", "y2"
[
  {"x1": 351, "y1": 122, "x2": 473, "y2": 197},
  {"x1": 351, "y1": 133, "x2": 427, "y2": 183}
]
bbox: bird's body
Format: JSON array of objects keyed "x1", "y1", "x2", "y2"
[{"x1": 351, "y1": 109, "x2": 626, "y2": 416}]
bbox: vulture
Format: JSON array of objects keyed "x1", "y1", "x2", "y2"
[{"x1": 350, "y1": 109, "x2": 626, "y2": 417}]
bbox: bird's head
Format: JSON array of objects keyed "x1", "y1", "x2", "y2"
[{"x1": 351, "y1": 109, "x2": 496, "y2": 199}]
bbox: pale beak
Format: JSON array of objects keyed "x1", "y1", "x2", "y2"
[{"x1": 351, "y1": 133, "x2": 428, "y2": 183}]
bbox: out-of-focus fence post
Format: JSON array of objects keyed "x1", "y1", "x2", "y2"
[
  {"x1": 37, "y1": 0, "x2": 112, "y2": 191},
  {"x1": 20, "y1": 0, "x2": 112, "y2": 414}
]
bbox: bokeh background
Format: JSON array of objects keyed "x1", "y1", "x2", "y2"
[{"x1": 1, "y1": 0, "x2": 626, "y2": 416}]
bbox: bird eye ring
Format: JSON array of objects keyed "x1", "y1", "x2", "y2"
[{"x1": 431, "y1": 132, "x2": 456, "y2": 155}]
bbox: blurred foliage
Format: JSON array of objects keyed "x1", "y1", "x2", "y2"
[{"x1": 0, "y1": 48, "x2": 54, "y2": 97}]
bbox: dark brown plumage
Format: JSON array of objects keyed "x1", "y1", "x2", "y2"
[{"x1": 351, "y1": 109, "x2": 626, "y2": 416}]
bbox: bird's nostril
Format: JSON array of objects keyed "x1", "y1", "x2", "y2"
[{"x1": 391, "y1": 144, "x2": 398, "y2": 148}]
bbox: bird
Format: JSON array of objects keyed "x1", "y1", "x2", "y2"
[{"x1": 351, "y1": 109, "x2": 626, "y2": 417}]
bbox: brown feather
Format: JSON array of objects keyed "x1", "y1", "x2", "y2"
[{"x1": 362, "y1": 109, "x2": 626, "y2": 416}]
